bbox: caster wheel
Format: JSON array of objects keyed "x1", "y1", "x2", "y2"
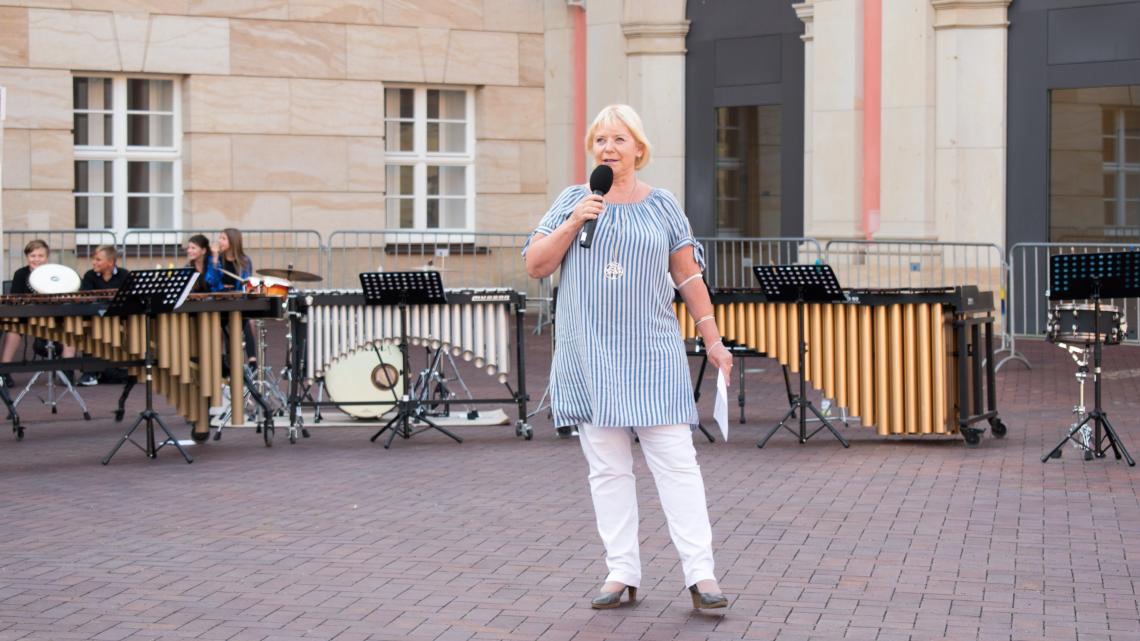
[
  {"x1": 289, "y1": 432, "x2": 297, "y2": 444},
  {"x1": 191, "y1": 431, "x2": 209, "y2": 444},
  {"x1": 1084, "y1": 449, "x2": 1094, "y2": 461},
  {"x1": 302, "y1": 428, "x2": 311, "y2": 438},
  {"x1": 15, "y1": 426, "x2": 24, "y2": 441},
  {"x1": 114, "y1": 410, "x2": 125, "y2": 422},
  {"x1": 213, "y1": 431, "x2": 222, "y2": 441},
  {"x1": 524, "y1": 426, "x2": 533, "y2": 440},
  {"x1": 83, "y1": 412, "x2": 91, "y2": 421},
  {"x1": 51, "y1": 407, "x2": 57, "y2": 415},
  {"x1": 1051, "y1": 449, "x2": 1062, "y2": 459},
  {"x1": 263, "y1": 422, "x2": 274, "y2": 447},
  {"x1": 963, "y1": 430, "x2": 981, "y2": 448},
  {"x1": 990, "y1": 419, "x2": 1007, "y2": 438}
]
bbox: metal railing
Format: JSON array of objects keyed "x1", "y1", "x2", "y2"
[
  {"x1": 1003, "y1": 242, "x2": 1140, "y2": 370},
  {"x1": 697, "y1": 237, "x2": 825, "y2": 289},
  {"x1": 2, "y1": 230, "x2": 118, "y2": 284},
  {"x1": 118, "y1": 229, "x2": 325, "y2": 278}
]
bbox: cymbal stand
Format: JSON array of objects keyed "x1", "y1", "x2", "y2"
[{"x1": 13, "y1": 341, "x2": 91, "y2": 420}]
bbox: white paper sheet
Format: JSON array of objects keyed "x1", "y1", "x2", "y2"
[{"x1": 714, "y1": 370, "x2": 729, "y2": 442}]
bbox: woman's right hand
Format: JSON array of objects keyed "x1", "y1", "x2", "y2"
[{"x1": 570, "y1": 193, "x2": 605, "y2": 230}]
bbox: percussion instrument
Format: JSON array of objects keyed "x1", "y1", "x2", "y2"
[
  {"x1": 322, "y1": 345, "x2": 403, "y2": 418},
  {"x1": 257, "y1": 267, "x2": 322, "y2": 282},
  {"x1": 1046, "y1": 303, "x2": 1127, "y2": 345},
  {"x1": 297, "y1": 288, "x2": 520, "y2": 383},
  {"x1": 674, "y1": 286, "x2": 1001, "y2": 440},
  {"x1": 287, "y1": 287, "x2": 532, "y2": 439},
  {"x1": 0, "y1": 292, "x2": 283, "y2": 442},
  {"x1": 244, "y1": 275, "x2": 293, "y2": 298},
  {"x1": 28, "y1": 264, "x2": 80, "y2": 294}
]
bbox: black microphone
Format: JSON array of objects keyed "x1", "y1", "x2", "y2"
[{"x1": 579, "y1": 164, "x2": 614, "y2": 248}]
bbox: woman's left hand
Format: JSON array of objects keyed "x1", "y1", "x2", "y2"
[{"x1": 707, "y1": 341, "x2": 733, "y2": 386}]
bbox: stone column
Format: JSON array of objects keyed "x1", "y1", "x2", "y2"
[
  {"x1": 622, "y1": 17, "x2": 689, "y2": 202},
  {"x1": 802, "y1": 0, "x2": 864, "y2": 239},
  {"x1": 881, "y1": 0, "x2": 936, "y2": 238},
  {"x1": 932, "y1": 0, "x2": 1011, "y2": 246}
]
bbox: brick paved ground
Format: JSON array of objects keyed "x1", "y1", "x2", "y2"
[{"x1": 1, "y1": 326, "x2": 1139, "y2": 641}]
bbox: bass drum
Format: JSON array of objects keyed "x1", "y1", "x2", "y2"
[{"x1": 323, "y1": 345, "x2": 403, "y2": 418}]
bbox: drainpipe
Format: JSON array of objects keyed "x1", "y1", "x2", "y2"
[
  {"x1": 573, "y1": 3, "x2": 587, "y2": 182},
  {"x1": 863, "y1": 0, "x2": 881, "y2": 240}
]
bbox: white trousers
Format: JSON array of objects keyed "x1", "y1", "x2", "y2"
[{"x1": 578, "y1": 422, "x2": 716, "y2": 588}]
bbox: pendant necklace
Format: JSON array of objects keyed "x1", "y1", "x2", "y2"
[{"x1": 604, "y1": 178, "x2": 638, "y2": 281}]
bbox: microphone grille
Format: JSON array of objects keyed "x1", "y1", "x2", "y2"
[{"x1": 589, "y1": 164, "x2": 614, "y2": 195}]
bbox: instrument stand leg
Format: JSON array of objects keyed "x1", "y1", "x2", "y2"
[
  {"x1": 758, "y1": 300, "x2": 850, "y2": 449},
  {"x1": 103, "y1": 314, "x2": 192, "y2": 465},
  {"x1": 52, "y1": 370, "x2": 91, "y2": 420},
  {"x1": 368, "y1": 302, "x2": 463, "y2": 449},
  {"x1": 1, "y1": 384, "x2": 22, "y2": 439},
  {"x1": 1042, "y1": 294, "x2": 1135, "y2": 466},
  {"x1": 114, "y1": 376, "x2": 137, "y2": 422}
]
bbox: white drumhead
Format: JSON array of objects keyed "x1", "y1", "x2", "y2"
[
  {"x1": 324, "y1": 345, "x2": 403, "y2": 419},
  {"x1": 28, "y1": 263, "x2": 81, "y2": 294}
]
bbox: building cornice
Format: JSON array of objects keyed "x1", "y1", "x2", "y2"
[
  {"x1": 793, "y1": 2, "x2": 815, "y2": 43},
  {"x1": 623, "y1": 20, "x2": 690, "y2": 55},
  {"x1": 931, "y1": 0, "x2": 1012, "y2": 30}
]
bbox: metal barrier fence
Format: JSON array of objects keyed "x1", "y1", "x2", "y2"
[
  {"x1": 2, "y1": 230, "x2": 119, "y2": 286},
  {"x1": 326, "y1": 229, "x2": 546, "y2": 300},
  {"x1": 119, "y1": 229, "x2": 325, "y2": 278},
  {"x1": 1003, "y1": 242, "x2": 1140, "y2": 370},
  {"x1": 698, "y1": 237, "x2": 825, "y2": 289}
]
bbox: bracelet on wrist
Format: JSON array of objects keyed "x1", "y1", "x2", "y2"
[{"x1": 695, "y1": 314, "x2": 715, "y2": 328}]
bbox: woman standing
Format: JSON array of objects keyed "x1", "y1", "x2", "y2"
[{"x1": 523, "y1": 105, "x2": 731, "y2": 610}]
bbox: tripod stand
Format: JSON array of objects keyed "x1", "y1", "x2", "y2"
[
  {"x1": 754, "y1": 264, "x2": 850, "y2": 449},
  {"x1": 1041, "y1": 253, "x2": 1136, "y2": 465},
  {"x1": 103, "y1": 269, "x2": 198, "y2": 465},
  {"x1": 361, "y1": 271, "x2": 463, "y2": 449}
]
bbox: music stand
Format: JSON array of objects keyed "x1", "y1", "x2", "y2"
[
  {"x1": 102, "y1": 269, "x2": 198, "y2": 465},
  {"x1": 1042, "y1": 252, "x2": 1137, "y2": 466},
  {"x1": 754, "y1": 264, "x2": 851, "y2": 449},
  {"x1": 360, "y1": 271, "x2": 463, "y2": 449}
]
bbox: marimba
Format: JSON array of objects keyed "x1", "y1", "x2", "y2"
[
  {"x1": 0, "y1": 292, "x2": 283, "y2": 442},
  {"x1": 675, "y1": 286, "x2": 1004, "y2": 443}
]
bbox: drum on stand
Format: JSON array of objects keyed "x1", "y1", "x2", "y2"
[
  {"x1": 1046, "y1": 302, "x2": 1128, "y2": 345},
  {"x1": 244, "y1": 275, "x2": 293, "y2": 298},
  {"x1": 323, "y1": 345, "x2": 403, "y2": 418},
  {"x1": 28, "y1": 264, "x2": 81, "y2": 294}
]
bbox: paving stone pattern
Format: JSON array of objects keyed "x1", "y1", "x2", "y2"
[{"x1": 1, "y1": 328, "x2": 1139, "y2": 641}]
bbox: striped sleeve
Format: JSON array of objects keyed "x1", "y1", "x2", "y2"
[
  {"x1": 659, "y1": 189, "x2": 707, "y2": 272},
  {"x1": 521, "y1": 185, "x2": 587, "y2": 257}
]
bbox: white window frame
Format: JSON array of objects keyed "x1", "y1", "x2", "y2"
[
  {"x1": 1102, "y1": 106, "x2": 1140, "y2": 235},
  {"x1": 383, "y1": 85, "x2": 476, "y2": 233},
  {"x1": 73, "y1": 74, "x2": 183, "y2": 242}
]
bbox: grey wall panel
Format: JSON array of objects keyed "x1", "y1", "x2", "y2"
[
  {"x1": 685, "y1": 0, "x2": 804, "y2": 237},
  {"x1": 1007, "y1": 0, "x2": 1140, "y2": 248},
  {"x1": 1047, "y1": 3, "x2": 1140, "y2": 64}
]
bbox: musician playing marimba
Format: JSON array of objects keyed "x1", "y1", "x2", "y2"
[
  {"x1": 523, "y1": 104, "x2": 731, "y2": 611},
  {"x1": 212, "y1": 228, "x2": 258, "y2": 367},
  {"x1": 80, "y1": 245, "x2": 129, "y2": 291},
  {"x1": 0, "y1": 240, "x2": 78, "y2": 385},
  {"x1": 185, "y1": 234, "x2": 223, "y2": 294}
]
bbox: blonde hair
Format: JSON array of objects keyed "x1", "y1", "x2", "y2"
[
  {"x1": 94, "y1": 244, "x2": 118, "y2": 262},
  {"x1": 584, "y1": 104, "x2": 652, "y2": 170}
]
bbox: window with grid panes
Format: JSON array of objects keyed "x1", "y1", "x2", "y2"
[
  {"x1": 73, "y1": 76, "x2": 181, "y2": 235},
  {"x1": 383, "y1": 87, "x2": 474, "y2": 231}
]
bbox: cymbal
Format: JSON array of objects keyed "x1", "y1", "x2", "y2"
[{"x1": 256, "y1": 267, "x2": 322, "y2": 282}]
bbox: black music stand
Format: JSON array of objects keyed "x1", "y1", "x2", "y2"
[
  {"x1": 754, "y1": 264, "x2": 850, "y2": 449},
  {"x1": 360, "y1": 271, "x2": 463, "y2": 449},
  {"x1": 1042, "y1": 252, "x2": 1137, "y2": 466},
  {"x1": 102, "y1": 269, "x2": 198, "y2": 465}
]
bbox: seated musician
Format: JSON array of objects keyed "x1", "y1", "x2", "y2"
[
  {"x1": 212, "y1": 228, "x2": 258, "y2": 368},
  {"x1": 185, "y1": 234, "x2": 223, "y2": 293},
  {"x1": 0, "y1": 239, "x2": 78, "y2": 386},
  {"x1": 75, "y1": 245, "x2": 130, "y2": 386},
  {"x1": 80, "y1": 245, "x2": 130, "y2": 291}
]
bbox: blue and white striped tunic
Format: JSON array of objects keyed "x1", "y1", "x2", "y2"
[{"x1": 523, "y1": 185, "x2": 706, "y2": 429}]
